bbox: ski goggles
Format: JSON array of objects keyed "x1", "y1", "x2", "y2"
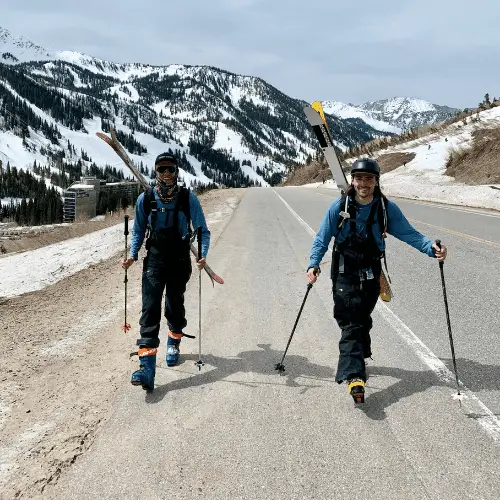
[{"x1": 156, "y1": 163, "x2": 177, "y2": 174}]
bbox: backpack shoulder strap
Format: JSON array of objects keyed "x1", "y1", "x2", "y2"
[
  {"x1": 336, "y1": 194, "x2": 355, "y2": 237},
  {"x1": 143, "y1": 187, "x2": 152, "y2": 215},
  {"x1": 376, "y1": 195, "x2": 391, "y2": 281},
  {"x1": 143, "y1": 187, "x2": 157, "y2": 232},
  {"x1": 377, "y1": 196, "x2": 388, "y2": 238},
  {"x1": 177, "y1": 186, "x2": 191, "y2": 231}
]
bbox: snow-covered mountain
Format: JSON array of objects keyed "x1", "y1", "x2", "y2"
[
  {"x1": 0, "y1": 26, "x2": 389, "y2": 190},
  {"x1": 323, "y1": 97, "x2": 459, "y2": 134},
  {"x1": 0, "y1": 27, "x2": 52, "y2": 63}
]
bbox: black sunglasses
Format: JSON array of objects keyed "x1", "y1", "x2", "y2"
[{"x1": 156, "y1": 164, "x2": 177, "y2": 174}]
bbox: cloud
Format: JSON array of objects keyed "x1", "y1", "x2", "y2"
[{"x1": 1, "y1": 0, "x2": 499, "y2": 108}]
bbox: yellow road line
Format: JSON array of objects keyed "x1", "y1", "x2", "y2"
[
  {"x1": 407, "y1": 217, "x2": 500, "y2": 249},
  {"x1": 309, "y1": 189, "x2": 500, "y2": 248}
]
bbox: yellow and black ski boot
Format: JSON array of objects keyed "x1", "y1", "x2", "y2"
[{"x1": 348, "y1": 378, "x2": 365, "y2": 404}]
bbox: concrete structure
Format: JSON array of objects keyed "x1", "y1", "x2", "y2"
[
  {"x1": 63, "y1": 183, "x2": 96, "y2": 222},
  {"x1": 63, "y1": 177, "x2": 140, "y2": 222},
  {"x1": 100, "y1": 181, "x2": 140, "y2": 201}
]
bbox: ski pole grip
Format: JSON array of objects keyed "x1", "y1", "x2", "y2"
[
  {"x1": 124, "y1": 215, "x2": 129, "y2": 236},
  {"x1": 435, "y1": 239, "x2": 444, "y2": 268},
  {"x1": 197, "y1": 226, "x2": 202, "y2": 262}
]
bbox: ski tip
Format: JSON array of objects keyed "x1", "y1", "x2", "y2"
[
  {"x1": 213, "y1": 274, "x2": 224, "y2": 285},
  {"x1": 96, "y1": 132, "x2": 112, "y2": 144}
]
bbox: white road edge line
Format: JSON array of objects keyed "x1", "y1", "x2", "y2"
[
  {"x1": 311, "y1": 188, "x2": 500, "y2": 219},
  {"x1": 273, "y1": 188, "x2": 500, "y2": 443}
]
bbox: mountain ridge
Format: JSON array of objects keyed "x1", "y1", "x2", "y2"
[
  {"x1": 323, "y1": 97, "x2": 459, "y2": 134},
  {"x1": 0, "y1": 26, "x2": 456, "y2": 192}
]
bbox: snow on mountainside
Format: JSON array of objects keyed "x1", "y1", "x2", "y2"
[
  {"x1": 322, "y1": 101, "x2": 400, "y2": 134},
  {"x1": 0, "y1": 26, "x2": 458, "y2": 197},
  {"x1": 55, "y1": 51, "x2": 164, "y2": 81},
  {"x1": 323, "y1": 97, "x2": 459, "y2": 134},
  {"x1": 0, "y1": 26, "x2": 387, "y2": 192},
  {"x1": 0, "y1": 27, "x2": 52, "y2": 63}
]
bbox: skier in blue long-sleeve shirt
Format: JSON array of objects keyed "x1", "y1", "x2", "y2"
[
  {"x1": 121, "y1": 153, "x2": 210, "y2": 391},
  {"x1": 306, "y1": 158, "x2": 447, "y2": 403}
]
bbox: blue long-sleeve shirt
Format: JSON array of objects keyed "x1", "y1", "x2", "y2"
[
  {"x1": 130, "y1": 189, "x2": 211, "y2": 260},
  {"x1": 308, "y1": 197, "x2": 435, "y2": 270}
]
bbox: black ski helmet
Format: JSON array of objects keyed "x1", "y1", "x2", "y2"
[{"x1": 350, "y1": 158, "x2": 380, "y2": 177}]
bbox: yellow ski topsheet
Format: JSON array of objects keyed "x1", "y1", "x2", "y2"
[
  {"x1": 311, "y1": 100, "x2": 329, "y2": 127},
  {"x1": 311, "y1": 100, "x2": 336, "y2": 144}
]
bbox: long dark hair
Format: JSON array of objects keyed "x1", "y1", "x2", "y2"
[{"x1": 347, "y1": 181, "x2": 387, "y2": 202}]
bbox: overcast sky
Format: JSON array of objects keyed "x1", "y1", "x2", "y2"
[{"x1": 1, "y1": 0, "x2": 498, "y2": 108}]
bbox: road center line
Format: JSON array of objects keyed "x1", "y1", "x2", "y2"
[
  {"x1": 273, "y1": 188, "x2": 500, "y2": 443},
  {"x1": 406, "y1": 217, "x2": 500, "y2": 249},
  {"x1": 312, "y1": 190, "x2": 500, "y2": 248}
]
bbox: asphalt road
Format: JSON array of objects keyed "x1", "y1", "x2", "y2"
[{"x1": 48, "y1": 187, "x2": 500, "y2": 500}]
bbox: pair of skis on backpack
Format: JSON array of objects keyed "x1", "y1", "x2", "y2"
[{"x1": 304, "y1": 101, "x2": 393, "y2": 303}]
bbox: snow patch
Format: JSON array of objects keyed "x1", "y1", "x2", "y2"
[
  {"x1": 322, "y1": 101, "x2": 401, "y2": 133},
  {"x1": 303, "y1": 106, "x2": 500, "y2": 211},
  {"x1": 0, "y1": 222, "x2": 125, "y2": 299}
]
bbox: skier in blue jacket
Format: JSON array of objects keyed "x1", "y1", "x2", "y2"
[
  {"x1": 306, "y1": 158, "x2": 447, "y2": 402},
  {"x1": 121, "y1": 153, "x2": 210, "y2": 391}
]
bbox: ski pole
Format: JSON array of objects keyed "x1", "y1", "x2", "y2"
[
  {"x1": 435, "y1": 239, "x2": 460, "y2": 395},
  {"x1": 195, "y1": 226, "x2": 204, "y2": 371},
  {"x1": 122, "y1": 215, "x2": 131, "y2": 333},
  {"x1": 275, "y1": 282, "x2": 313, "y2": 375}
]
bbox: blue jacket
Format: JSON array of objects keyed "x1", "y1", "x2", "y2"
[
  {"x1": 308, "y1": 197, "x2": 435, "y2": 270},
  {"x1": 130, "y1": 189, "x2": 210, "y2": 261}
]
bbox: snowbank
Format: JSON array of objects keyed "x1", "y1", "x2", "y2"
[
  {"x1": 0, "y1": 222, "x2": 125, "y2": 299},
  {"x1": 303, "y1": 173, "x2": 500, "y2": 211}
]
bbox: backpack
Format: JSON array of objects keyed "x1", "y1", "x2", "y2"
[
  {"x1": 335, "y1": 193, "x2": 388, "y2": 239},
  {"x1": 335, "y1": 193, "x2": 391, "y2": 282},
  {"x1": 143, "y1": 186, "x2": 192, "y2": 244}
]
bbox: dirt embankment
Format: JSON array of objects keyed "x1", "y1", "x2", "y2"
[
  {"x1": 281, "y1": 152, "x2": 418, "y2": 187},
  {"x1": 376, "y1": 152, "x2": 417, "y2": 174},
  {"x1": 280, "y1": 161, "x2": 333, "y2": 186},
  {"x1": 445, "y1": 127, "x2": 500, "y2": 185},
  {"x1": 0, "y1": 188, "x2": 245, "y2": 500}
]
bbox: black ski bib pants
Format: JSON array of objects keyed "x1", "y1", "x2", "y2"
[
  {"x1": 137, "y1": 205, "x2": 192, "y2": 349},
  {"x1": 332, "y1": 201, "x2": 382, "y2": 383}
]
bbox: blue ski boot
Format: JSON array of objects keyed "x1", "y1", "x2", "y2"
[
  {"x1": 131, "y1": 347, "x2": 157, "y2": 391},
  {"x1": 166, "y1": 331, "x2": 182, "y2": 367}
]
